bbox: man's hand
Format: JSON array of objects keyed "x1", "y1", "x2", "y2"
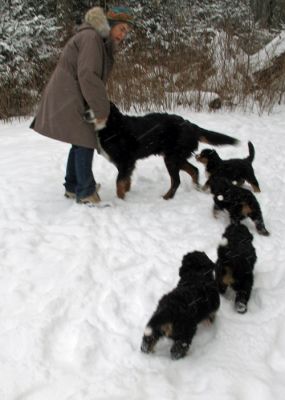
[
  {"x1": 94, "y1": 117, "x2": 107, "y2": 131},
  {"x1": 84, "y1": 109, "x2": 107, "y2": 131}
]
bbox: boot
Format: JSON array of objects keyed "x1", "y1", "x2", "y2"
[
  {"x1": 65, "y1": 184, "x2": 101, "y2": 200},
  {"x1": 64, "y1": 191, "x2": 76, "y2": 199},
  {"x1": 77, "y1": 191, "x2": 101, "y2": 204}
]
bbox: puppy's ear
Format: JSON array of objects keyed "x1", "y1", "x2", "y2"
[
  {"x1": 179, "y1": 253, "x2": 193, "y2": 277},
  {"x1": 199, "y1": 252, "x2": 216, "y2": 271}
]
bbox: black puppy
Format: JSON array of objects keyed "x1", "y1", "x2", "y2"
[
  {"x1": 196, "y1": 141, "x2": 260, "y2": 192},
  {"x1": 208, "y1": 176, "x2": 270, "y2": 236},
  {"x1": 216, "y1": 224, "x2": 257, "y2": 313},
  {"x1": 141, "y1": 251, "x2": 220, "y2": 360},
  {"x1": 95, "y1": 103, "x2": 238, "y2": 200}
]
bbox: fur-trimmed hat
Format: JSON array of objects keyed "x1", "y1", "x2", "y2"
[
  {"x1": 106, "y1": 6, "x2": 135, "y2": 27},
  {"x1": 84, "y1": 7, "x2": 110, "y2": 38}
]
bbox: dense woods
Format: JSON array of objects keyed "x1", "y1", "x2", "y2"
[{"x1": 1, "y1": 0, "x2": 285, "y2": 118}]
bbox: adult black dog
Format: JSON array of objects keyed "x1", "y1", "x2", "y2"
[
  {"x1": 95, "y1": 103, "x2": 238, "y2": 199},
  {"x1": 141, "y1": 251, "x2": 220, "y2": 360},
  {"x1": 196, "y1": 141, "x2": 261, "y2": 192},
  {"x1": 216, "y1": 223, "x2": 257, "y2": 314}
]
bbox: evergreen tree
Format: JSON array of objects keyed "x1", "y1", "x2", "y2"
[{"x1": 0, "y1": 0, "x2": 59, "y2": 84}]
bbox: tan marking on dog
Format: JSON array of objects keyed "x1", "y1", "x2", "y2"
[
  {"x1": 213, "y1": 207, "x2": 220, "y2": 218},
  {"x1": 195, "y1": 155, "x2": 208, "y2": 165},
  {"x1": 199, "y1": 136, "x2": 209, "y2": 144},
  {"x1": 222, "y1": 267, "x2": 235, "y2": 286},
  {"x1": 163, "y1": 177, "x2": 174, "y2": 200},
  {"x1": 161, "y1": 323, "x2": 173, "y2": 337},
  {"x1": 241, "y1": 203, "x2": 252, "y2": 216},
  {"x1": 180, "y1": 162, "x2": 199, "y2": 184},
  {"x1": 117, "y1": 180, "x2": 129, "y2": 199},
  {"x1": 252, "y1": 184, "x2": 261, "y2": 193},
  {"x1": 204, "y1": 312, "x2": 217, "y2": 325},
  {"x1": 148, "y1": 338, "x2": 159, "y2": 353},
  {"x1": 124, "y1": 177, "x2": 131, "y2": 192}
]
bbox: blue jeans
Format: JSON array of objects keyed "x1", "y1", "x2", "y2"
[{"x1": 64, "y1": 145, "x2": 96, "y2": 200}]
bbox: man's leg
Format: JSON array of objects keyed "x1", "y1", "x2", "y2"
[
  {"x1": 64, "y1": 145, "x2": 77, "y2": 197},
  {"x1": 74, "y1": 145, "x2": 98, "y2": 201}
]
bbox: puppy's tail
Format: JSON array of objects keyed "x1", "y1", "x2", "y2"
[
  {"x1": 247, "y1": 141, "x2": 255, "y2": 163},
  {"x1": 192, "y1": 123, "x2": 239, "y2": 146}
]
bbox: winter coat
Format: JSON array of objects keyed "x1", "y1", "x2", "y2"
[{"x1": 30, "y1": 12, "x2": 114, "y2": 149}]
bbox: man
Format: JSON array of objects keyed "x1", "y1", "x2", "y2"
[{"x1": 30, "y1": 6, "x2": 135, "y2": 204}]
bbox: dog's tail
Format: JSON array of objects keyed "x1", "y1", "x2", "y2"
[
  {"x1": 192, "y1": 123, "x2": 239, "y2": 146},
  {"x1": 246, "y1": 141, "x2": 255, "y2": 163}
]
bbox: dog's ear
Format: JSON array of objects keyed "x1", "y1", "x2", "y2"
[
  {"x1": 179, "y1": 252, "x2": 193, "y2": 277},
  {"x1": 197, "y1": 251, "x2": 216, "y2": 271},
  {"x1": 224, "y1": 224, "x2": 235, "y2": 239}
]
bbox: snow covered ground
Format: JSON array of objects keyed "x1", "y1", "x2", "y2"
[{"x1": 0, "y1": 106, "x2": 285, "y2": 400}]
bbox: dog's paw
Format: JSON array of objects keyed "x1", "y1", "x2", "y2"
[
  {"x1": 141, "y1": 340, "x2": 152, "y2": 354},
  {"x1": 206, "y1": 311, "x2": 217, "y2": 324},
  {"x1": 235, "y1": 301, "x2": 247, "y2": 314},
  {"x1": 170, "y1": 341, "x2": 189, "y2": 360},
  {"x1": 257, "y1": 227, "x2": 270, "y2": 236},
  {"x1": 213, "y1": 208, "x2": 220, "y2": 219},
  {"x1": 83, "y1": 110, "x2": 107, "y2": 130},
  {"x1": 141, "y1": 328, "x2": 158, "y2": 354},
  {"x1": 141, "y1": 337, "x2": 157, "y2": 354},
  {"x1": 255, "y1": 221, "x2": 270, "y2": 236},
  {"x1": 94, "y1": 118, "x2": 107, "y2": 131},
  {"x1": 194, "y1": 184, "x2": 203, "y2": 192},
  {"x1": 201, "y1": 184, "x2": 210, "y2": 192}
]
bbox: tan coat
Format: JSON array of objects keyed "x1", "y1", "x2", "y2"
[{"x1": 31, "y1": 17, "x2": 114, "y2": 149}]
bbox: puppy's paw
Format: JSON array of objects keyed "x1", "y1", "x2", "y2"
[
  {"x1": 141, "y1": 327, "x2": 157, "y2": 354},
  {"x1": 257, "y1": 227, "x2": 270, "y2": 236},
  {"x1": 170, "y1": 341, "x2": 189, "y2": 360},
  {"x1": 206, "y1": 311, "x2": 217, "y2": 324},
  {"x1": 201, "y1": 184, "x2": 210, "y2": 192},
  {"x1": 235, "y1": 301, "x2": 247, "y2": 314},
  {"x1": 141, "y1": 339, "x2": 153, "y2": 354},
  {"x1": 194, "y1": 183, "x2": 203, "y2": 192}
]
